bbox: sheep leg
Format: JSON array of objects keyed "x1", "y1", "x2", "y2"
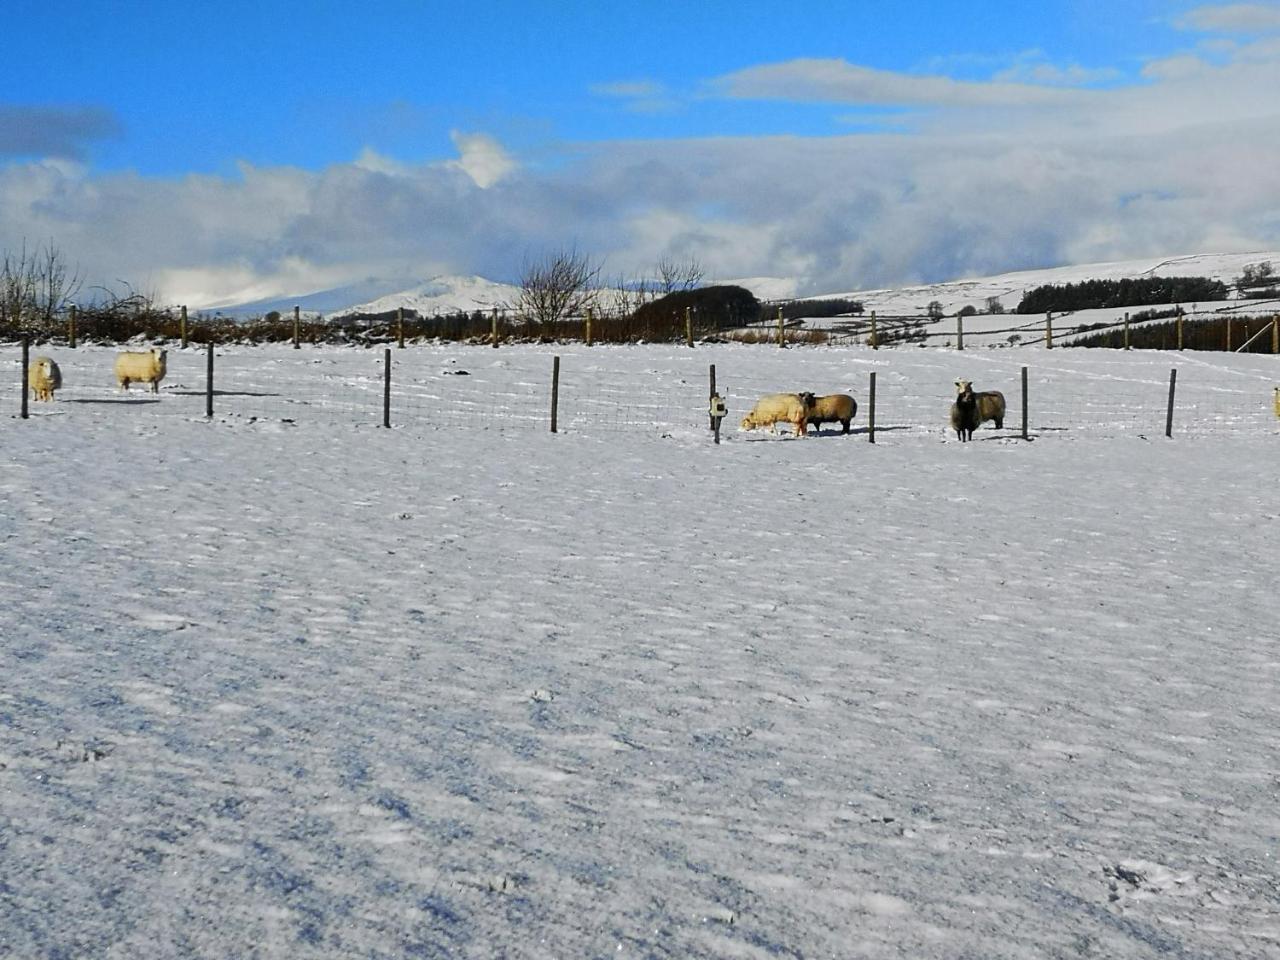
[{"x1": 840, "y1": 419, "x2": 850, "y2": 434}]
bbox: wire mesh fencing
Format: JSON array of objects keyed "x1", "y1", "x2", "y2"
[{"x1": 6, "y1": 341, "x2": 1279, "y2": 441}]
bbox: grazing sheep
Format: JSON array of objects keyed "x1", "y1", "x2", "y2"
[
  {"x1": 806, "y1": 393, "x2": 857, "y2": 434},
  {"x1": 954, "y1": 379, "x2": 1006, "y2": 429},
  {"x1": 28, "y1": 356, "x2": 62, "y2": 401},
  {"x1": 740, "y1": 392, "x2": 815, "y2": 436},
  {"x1": 114, "y1": 348, "x2": 168, "y2": 393},
  {"x1": 950, "y1": 383, "x2": 980, "y2": 441}
]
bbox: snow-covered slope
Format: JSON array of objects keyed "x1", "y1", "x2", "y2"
[
  {"x1": 337, "y1": 275, "x2": 521, "y2": 317},
  {"x1": 812, "y1": 250, "x2": 1280, "y2": 317},
  {"x1": 5, "y1": 342, "x2": 1279, "y2": 957}
]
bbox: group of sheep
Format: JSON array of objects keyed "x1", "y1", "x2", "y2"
[
  {"x1": 25, "y1": 349, "x2": 168, "y2": 402},
  {"x1": 738, "y1": 379, "x2": 1006, "y2": 441},
  {"x1": 739, "y1": 392, "x2": 858, "y2": 436}
]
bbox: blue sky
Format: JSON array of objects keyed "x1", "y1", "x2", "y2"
[{"x1": 4, "y1": 1, "x2": 1280, "y2": 305}]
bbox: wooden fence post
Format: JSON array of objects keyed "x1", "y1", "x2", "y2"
[
  {"x1": 180, "y1": 304, "x2": 188, "y2": 349},
  {"x1": 957, "y1": 315, "x2": 964, "y2": 351},
  {"x1": 1123, "y1": 312, "x2": 1130, "y2": 350},
  {"x1": 868, "y1": 371, "x2": 876, "y2": 443},
  {"x1": 1177, "y1": 309, "x2": 1184, "y2": 351},
  {"x1": 1165, "y1": 368, "x2": 1177, "y2": 438},
  {"x1": 685, "y1": 306, "x2": 693, "y2": 348},
  {"x1": 1045, "y1": 312, "x2": 1053, "y2": 349},
  {"x1": 383, "y1": 348, "x2": 392, "y2": 428},
  {"x1": 550, "y1": 355, "x2": 560, "y2": 433},
  {"x1": 293, "y1": 305, "x2": 300, "y2": 349},
  {"x1": 708, "y1": 364, "x2": 716, "y2": 430},
  {"x1": 1021, "y1": 366, "x2": 1028, "y2": 441},
  {"x1": 870, "y1": 310, "x2": 878, "y2": 349},
  {"x1": 20, "y1": 336, "x2": 29, "y2": 420},
  {"x1": 1273, "y1": 315, "x2": 1279, "y2": 354},
  {"x1": 777, "y1": 306, "x2": 784, "y2": 348},
  {"x1": 1226, "y1": 316, "x2": 1232, "y2": 352},
  {"x1": 585, "y1": 307, "x2": 593, "y2": 347},
  {"x1": 397, "y1": 306, "x2": 405, "y2": 349},
  {"x1": 491, "y1": 308, "x2": 499, "y2": 348},
  {"x1": 205, "y1": 342, "x2": 214, "y2": 418},
  {"x1": 68, "y1": 304, "x2": 77, "y2": 348}
]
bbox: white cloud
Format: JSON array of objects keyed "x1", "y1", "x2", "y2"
[
  {"x1": 1177, "y1": 3, "x2": 1280, "y2": 33},
  {"x1": 710, "y1": 58, "x2": 1088, "y2": 107},
  {"x1": 444, "y1": 132, "x2": 516, "y2": 189},
  {"x1": 5, "y1": 43, "x2": 1280, "y2": 307}
]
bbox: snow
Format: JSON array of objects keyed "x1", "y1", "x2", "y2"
[
  {"x1": 339, "y1": 276, "x2": 522, "y2": 319},
  {"x1": 811, "y1": 250, "x2": 1280, "y2": 318},
  {"x1": 3, "y1": 340, "x2": 1280, "y2": 958}
]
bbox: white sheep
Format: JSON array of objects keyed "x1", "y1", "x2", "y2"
[
  {"x1": 954, "y1": 379, "x2": 1006, "y2": 429},
  {"x1": 740, "y1": 392, "x2": 814, "y2": 436},
  {"x1": 806, "y1": 393, "x2": 857, "y2": 434},
  {"x1": 27, "y1": 356, "x2": 62, "y2": 401},
  {"x1": 114, "y1": 348, "x2": 168, "y2": 393}
]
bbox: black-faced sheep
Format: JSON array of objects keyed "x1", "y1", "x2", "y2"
[
  {"x1": 806, "y1": 393, "x2": 857, "y2": 434},
  {"x1": 740, "y1": 392, "x2": 815, "y2": 436},
  {"x1": 950, "y1": 383, "x2": 980, "y2": 441},
  {"x1": 954, "y1": 379, "x2": 1005, "y2": 429},
  {"x1": 114, "y1": 348, "x2": 167, "y2": 393},
  {"x1": 28, "y1": 356, "x2": 62, "y2": 401}
]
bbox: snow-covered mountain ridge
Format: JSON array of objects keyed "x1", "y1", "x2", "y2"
[{"x1": 217, "y1": 251, "x2": 1280, "y2": 321}]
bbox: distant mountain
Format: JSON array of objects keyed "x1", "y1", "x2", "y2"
[
  {"x1": 214, "y1": 251, "x2": 1279, "y2": 327},
  {"x1": 336, "y1": 275, "x2": 521, "y2": 317},
  {"x1": 811, "y1": 250, "x2": 1280, "y2": 317},
  {"x1": 212, "y1": 276, "x2": 426, "y2": 318}
]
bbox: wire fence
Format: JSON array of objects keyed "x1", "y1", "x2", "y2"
[{"x1": 7, "y1": 341, "x2": 1279, "y2": 440}]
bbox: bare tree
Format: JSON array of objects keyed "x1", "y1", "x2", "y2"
[
  {"x1": 1, "y1": 240, "x2": 83, "y2": 331},
  {"x1": 602, "y1": 272, "x2": 658, "y2": 318},
  {"x1": 36, "y1": 242, "x2": 83, "y2": 324},
  {"x1": 655, "y1": 255, "x2": 704, "y2": 294},
  {"x1": 515, "y1": 247, "x2": 602, "y2": 325}
]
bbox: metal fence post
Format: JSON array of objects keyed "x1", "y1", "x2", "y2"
[
  {"x1": 550, "y1": 355, "x2": 560, "y2": 433},
  {"x1": 206, "y1": 342, "x2": 214, "y2": 418},
  {"x1": 1021, "y1": 366, "x2": 1028, "y2": 440},
  {"x1": 867, "y1": 371, "x2": 876, "y2": 443},
  {"x1": 20, "y1": 337, "x2": 29, "y2": 420},
  {"x1": 708, "y1": 364, "x2": 716, "y2": 430},
  {"x1": 383, "y1": 348, "x2": 392, "y2": 428}
]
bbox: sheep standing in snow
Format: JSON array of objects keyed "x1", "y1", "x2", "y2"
[
  {"x1": 739, "y1": 392, "x2": 815, "y2": 436},
  {"x1": 114, "y1": 348, "x2": 168, "y2": 393},
  {"x1": 954, "y1": 379, "x2": 1006, "y2": 429},
  {"x1": 27, "y1": 356, "x2": 62, "y2": 401},
  {"x1": 950, "y1": 382, "x2": 980, "y2": 441},
  {"x1": 806, "y1": 393, "x2": 857, "y2": 434}
]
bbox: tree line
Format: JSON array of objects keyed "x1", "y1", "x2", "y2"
[{"x1": 1015, "y1": 276, "x2": 1230, "y2": 314}]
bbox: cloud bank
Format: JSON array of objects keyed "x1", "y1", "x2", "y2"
[
  {"x1": 3, "y1": 11, "x2": 1280, "y2": 307},
  {"x1": 0, "y1": 105, "x2": 119, "y2": 160}
]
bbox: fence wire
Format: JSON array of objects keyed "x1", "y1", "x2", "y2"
[{"x1": 5, "y1": 343, "x2": 1278, "y2": 440}]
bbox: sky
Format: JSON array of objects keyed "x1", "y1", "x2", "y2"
[{"x1": 4, "y1": 0, "x2": 1280, "y2": 307}]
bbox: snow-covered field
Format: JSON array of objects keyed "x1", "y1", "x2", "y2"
[{"x1": 3, "y1": 342, "x2": 1279, "y2": 958}]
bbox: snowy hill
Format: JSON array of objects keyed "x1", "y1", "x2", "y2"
[
  {"x1": 219, "y1": 252, "x2": 1279, "y2": 332},
  {"x1": 335, "y1": 275, "x2": 521, "y2": 317},
  {"x1": 808, "y1": 250, "x2": 1280, "y2": 317}
]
